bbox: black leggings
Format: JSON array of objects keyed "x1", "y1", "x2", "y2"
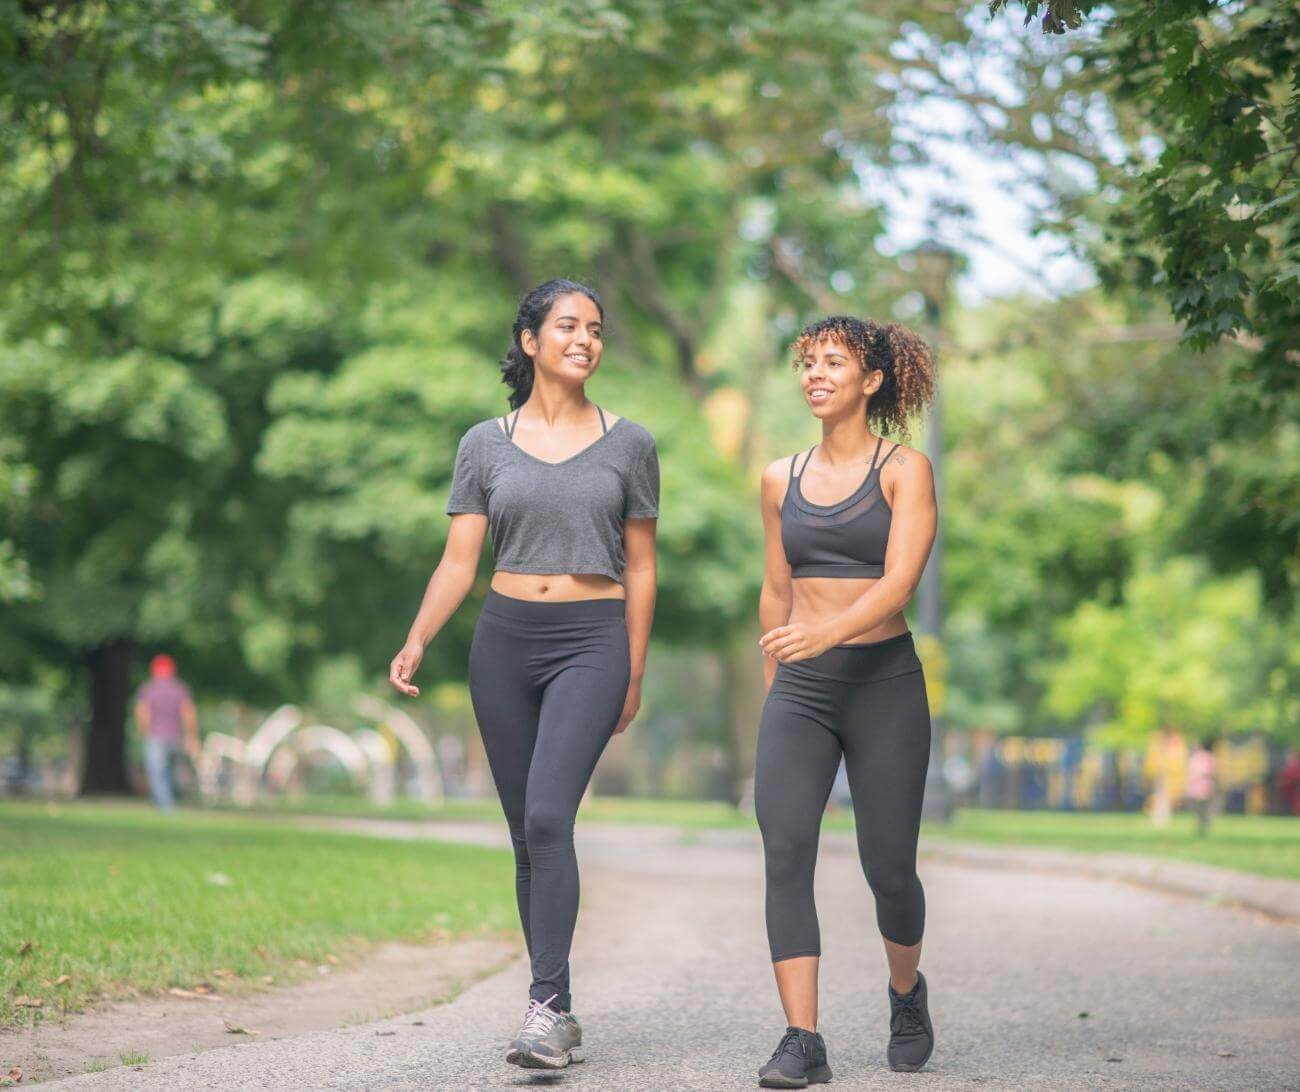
[
  {"x1": 467, "y1": 590, "x2": 630, "y2": 1012},
  {"x1": 755, "y1": 633, "x2": 930, "y2": 957}
]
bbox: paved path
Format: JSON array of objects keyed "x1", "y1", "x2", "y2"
[{"x1": 49, "y1": 825, "x2": 1300, "y2": 1090}]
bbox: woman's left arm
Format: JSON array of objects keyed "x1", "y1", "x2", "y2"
[
  {"x1": 616, "y1": 516, "x2": 658, "y2": 732},
  {"x1": 759, "y1": 450, "x2": 936, "y2": 662}
]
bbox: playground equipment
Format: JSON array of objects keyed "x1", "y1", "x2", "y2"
[{"x1": 196, "y1": 697, "x2": 442, "y2": 806}]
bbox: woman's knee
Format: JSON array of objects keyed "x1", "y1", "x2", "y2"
[
  {"x1": 761, "y1": 824, "x2": 819, "y2": 887},
  {"x1": 864, "y1": 859, "x2": 920, "y2": 905},
  {"x1": 523, "y1": 802, "x2": 574, "y2": 849}
]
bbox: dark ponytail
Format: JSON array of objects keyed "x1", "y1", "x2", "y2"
[
  {"x1": 501, "y1": 278, "x2": 604, "y2": 410},
  {"x1": 791, "y1": 315, "x2": 935, "y2": 440}
]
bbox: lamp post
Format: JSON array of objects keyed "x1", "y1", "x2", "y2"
[{"x1": 910, "y1": 240, "x2": 957, "y2": 822}]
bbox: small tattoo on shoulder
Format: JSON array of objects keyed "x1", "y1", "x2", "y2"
[{"x1": 892, "y1": 452, "x2": 909, "y2": 465}]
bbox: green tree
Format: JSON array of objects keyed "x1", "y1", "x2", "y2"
[
  {"x1": 0, "y1": 1, "x2": 493, "y2": 791},
  {"x1": 1045, "y1": 557, "x2": 1282, "y2": 745},
  {"x1": 987, "y1": 0, "x2": 1300, "y2": 423}
]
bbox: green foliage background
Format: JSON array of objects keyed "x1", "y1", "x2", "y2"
[{"x1": 0, "y1": 0, "x2": 1296, "y2": 790}]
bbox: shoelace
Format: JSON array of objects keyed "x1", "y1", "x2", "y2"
[
  {"x1": 768, "y1": 1029, "x2": 805, "y2": 1064},
  {"x1": 891, "y1": 992, "x2": 927, "y2": 1037},
  {"x1": 519, "y1": 996, "x2": 562, "y2": 1039}
]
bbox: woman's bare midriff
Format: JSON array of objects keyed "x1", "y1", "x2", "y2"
[
  {"x1": 789, "y1": 575, "x2": 908, "y2": 644},
  {"x1": 490, "y1": 571, "x2": 625, "y2": 602}
]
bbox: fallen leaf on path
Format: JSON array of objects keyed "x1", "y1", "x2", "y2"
[
  {"x1": 191, "y1": 983, "x2": 214, "y2": 994},
  {"x1": 1217, "y1": 1050, "x2": 1236, "y2": 1058},
  {"x1": 223, "y1": 1019, "x2": 258, "y2": 1036},
  {"x1": 260, "y1": 976, "x2": 274, "y2": 985},
  {"x1": 167, "y1": 988, "x2": 221, "y2": 1002},
  {"x1": 7, "y1": 1065, "x2": 22, "y2": 1083},
  {"x1": 54, "y1": 975, "x2": 71, "y2": 986},
  {"x1": 1077, "y1": 1011, "x2": 1089, "y2": 1019},
  {"x1": 325, "y1": 954, "x2": 340, "y2": 965},
  {"x1": 213, "y1": 968, "x2": 237, "y2": 979},
  {"x1": 16, "y1": 940, "x2": 33, "y2": 956},
  {"x1": 1106, "y1": 1057, "x2": 1123, "y2": 1063},
  {"x1": 410, "y1": 1020, "x2": 425, "y2": 1026},
  {"x1": 14, "y1": 996, "x2": 43, "y2": 1008}
]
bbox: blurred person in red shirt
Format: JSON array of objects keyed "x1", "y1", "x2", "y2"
[
  {"x1": 1279, "y1": 750, "x2": 1300, "y2": 817},
  {"x1": 134, "y1": 654, "x2": 199, "y2": 811}
]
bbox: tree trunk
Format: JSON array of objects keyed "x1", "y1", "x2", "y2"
[{"x1": 80, "y1": 638, "x2": 135, "y2": 795}]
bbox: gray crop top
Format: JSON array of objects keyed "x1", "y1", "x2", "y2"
[{"x1": 445, "y1": 408, "x2": 659, "y2": 584}]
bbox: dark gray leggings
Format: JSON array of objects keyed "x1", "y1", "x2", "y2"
[
  {"x1": 468, "y1": 590, "x2": 630, "y2": 1012},
  {"x1": 755, "y1": 633, "x2": 930, "y2": 957}
]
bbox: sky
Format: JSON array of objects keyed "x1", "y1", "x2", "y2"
[{"x1": 866, "y1": 11, "x2": 1111, "y2": 306}]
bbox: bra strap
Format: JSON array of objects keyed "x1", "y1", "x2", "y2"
[
  {"x1": 596, "y1": 405, "x2": 608, "y2": 434},
  {"x1": 866, "y1": 435, "x2": 885, "y2": 473},
  {"x1": 503, "y1": 409, "x2": 521, "y2": 441},
  {"x1": 789, "y1": 446, "x2": 815, "y2": 480},
  {"x1": 877, "y1": 442, "x2": 901, "y2": 471}
]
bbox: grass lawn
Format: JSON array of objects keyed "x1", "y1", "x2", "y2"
[
  {"x1": 240, "y1": 793, "x2": 1300, "y2": 881},
  {"x1": 0, "y1": 801, "x2": 517, "y2": 1028},
  {"x1": 920, "y1": 808, "x2": 1300, "y2": 883}
]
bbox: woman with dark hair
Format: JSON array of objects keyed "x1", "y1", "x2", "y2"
[
  {"x1": 753, "y1": 316, "x2": 938, "y2": 1086},
  {"x1": 389, "y1": 278, "x2": 659, "y2": 1070}
]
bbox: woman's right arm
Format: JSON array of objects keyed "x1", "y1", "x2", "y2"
[
  {"x1": 389, "y1": 512, "x2": 489, "y2": 696},
  {"x1": 757, "y1": 458, "x2": 794, "y2": 693}
]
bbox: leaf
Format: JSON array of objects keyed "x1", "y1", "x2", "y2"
[
  {"x1": 167, "y1": 987, "x2": 221, "y2": 1002},
  {"x1": 54, "y1": 975, "x2": 71, "y2": 986},
  {"x1": 14, "y1": 996, "x2": 42, "y2": 1008},
  {"x1": 1077, "y1": 1011, "x2": 1089, "y2": 1018},
  {"x1": 223, "y1": 1019, "x2": 258, "y2": 1036},
  {"x1": 213, "y1": 968, "x2": 237, "y2": 979},
  {"x1": 16, "y1": 940, "x2": 33, "y2": 956},
  {"x1": 6, "y1": 1066, "x2": 21, "y2": 1083},
  {"x1": 324, "y1": 954, "x2": 340, "y2": 965},
  {"x1": 1218, "y1": 1050, "x2": 1236, "y2": 1058}
]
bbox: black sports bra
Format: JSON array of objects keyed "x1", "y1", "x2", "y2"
[{"x1": 781, "y1": 436, "x2": 899, "y2": 579}]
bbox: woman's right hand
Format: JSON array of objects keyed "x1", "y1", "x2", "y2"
[{"x1": 389, "y1": 642, "x2": 425, "y2": 696}]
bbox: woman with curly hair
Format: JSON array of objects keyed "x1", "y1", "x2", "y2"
[
  {"x1": 389, "y1": 278, "x2": 659, "y2": 1071},
  {"x1": 753, "y1": 315, "x2": 938, "y2": 1086}
]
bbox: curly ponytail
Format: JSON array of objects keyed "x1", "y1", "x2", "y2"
[
  {"x1": 791, "y1": 315, "x2": 935, "y2": 440},
  {"x1": 501, "y1": 278, "x2": 604, "y2": 410}
]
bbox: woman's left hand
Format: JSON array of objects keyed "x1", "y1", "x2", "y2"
[
  {"x1": 759, "y1": 622, "x2": 835, "y2": 664},
  {"x1": 614, "y1": 677, "x2": 642, "y2": 734}
]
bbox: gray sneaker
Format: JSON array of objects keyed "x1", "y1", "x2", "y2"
[{"x1": 505, "y1": 996, "x2": 585, "y2": 1069}]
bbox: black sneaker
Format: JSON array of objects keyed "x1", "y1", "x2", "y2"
[
  {"x1": 758, "y1": 1026, "x2": 832, "y2": 1088},
  {"x1": 887, "y1": 971, "x2": 934, "y2": 1072}
]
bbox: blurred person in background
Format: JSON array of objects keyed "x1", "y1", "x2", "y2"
[
  {"x1": 1144, "y1": 726, "x2": 1187, "y2": 828},
  {"x1": 1279, "y1": 749, "x2": 1300, "y2": 817},
  {"x1": 134, "y1": 653, "x2": 199, "y2": 811},
  {"x1": 389, "y1": 279, "x2": 658, "y2": 1073},
  {"x1": 753, "y1": 316, "x2": 938, "y2": 1085},
  {"x1": 1185, "y1": 738, "x2": 1217, "y2": 837}
]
